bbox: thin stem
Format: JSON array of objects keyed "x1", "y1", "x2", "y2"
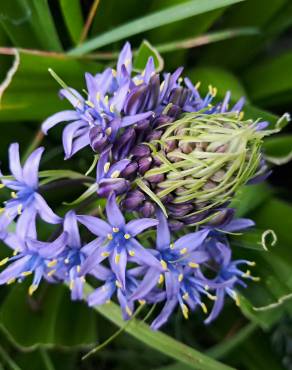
[
  {"x1": 79, "y1": 0, "x2": 100, "y2": 44},
  {"x1": 22, "y1": 129, "x2": 45, "y2": 162},
  {"x1": 0, "y1": 345, "x2": 22, "y2": 370},
  {"x1": 39, "y1": 348, "x2": 55, "y2": 370}
]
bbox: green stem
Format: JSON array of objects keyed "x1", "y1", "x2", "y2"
[
  {"x1": 0, "y1": 345, "x2": 22, "y2": 370},
  {"x1": 39, "y1": 348, "x2": 55, "y2": 370}
]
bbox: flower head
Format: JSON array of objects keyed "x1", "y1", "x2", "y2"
[{"x1": 0, "y1": 143, "x2": 61, "y2": 238}]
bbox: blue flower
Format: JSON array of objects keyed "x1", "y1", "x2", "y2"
[
  {"x1": 77, "y1": 193, "x2": 161, "y2": 288},
  {"x1": 0, "y1": 143, "x2": 61, "y2": 238},
  {"x1": 0, "y1": 231, "x2": 67, "y2": 295}
]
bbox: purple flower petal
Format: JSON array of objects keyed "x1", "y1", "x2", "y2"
[
  {"x1": 151, "y1": 299, "x2": 177, "y2": 330},
  {"x1": 64, "y1": 210, "x2": 81, "y2": 248},
  {"x1": 204, "y1": 288, "x2": 225, "y2": 324},
  {"x1": 42, "y1": 110, "x2": 80, "y2": 134},
  {"x1": 129, "y1": 239, "x2": 162, "y2": 271},
  {"x1": 88, "y1": 281, "x2": 116, "y2": 306},
  {"x1": 8, "y1": 143, "x2": 22, "y2": 181},
  {"x1": 110, "y1": 247, "x2": 127, "y2": 289},
  {"x1": 156, "y1": 209, "x2": 170, "y2": 250},
  {"x1": 27, "y1": 232, "x2": 67, "y2": 259},
  {"x1": 106, "y1": 193, "x2": 125, "y2": 228},
  {"x1": 79, "y1": 239, "x2": 110, "y2": 275},
  {"x1": 0, "y1": 255, "x2": 31, "y2": 284},
  {"x1": 16, "y1": 205, "x2": 37, "y2": 239},
  {"x1": 121, "y1": 111, "x2": 153, "y2": 127},
  {"x1": 77, "y1": 215, "x2": 111, "y2": 237},
  {"x1": 69, "y1": 132, "x2": 90, "y2": 158},
  {"x1": 59, "y1": 88, "x2": 84, "y2": 108},
  {"x1": 125, "y1": 218, "x2": 158, "y2": 237},
  {"x1": 22, "y1": 147, "x2": 44, "y2": 188},
  {"x1": 174, "y1": 229, "x2": 209, "y2": 253},
  {"x1": 34, "y1": 193, "x2": 62, "y2": 224},
  {"x1": 62, "y1": 120, "x2": 88, "y2": 159},
  {"x1": 223, "y1": 219, "x2": 255, "y2": 232},
  {"x1": 117, "y1": 42, "x2": 132, "y2": 77},
  {"x1": 130, "y1": 267, "x2": 160, "y2": 301}
]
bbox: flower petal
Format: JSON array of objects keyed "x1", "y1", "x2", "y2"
[
  {"x1": 62, "y1": 120, "x2": 88, "y2": 159},
  {"x1": 151, "y1": 299, "x2": 177, "y2": 330},
  {"x1": 34, "y1": 193, "x2": 62, "y2": 224},
  {"x1": 22, "y1": 147, "x2": 44, "y2": 188},
  {"x1": 8, "y1": 143, "x2": 23, "y2": 181},
  {"x1": 0, "y1": 255, "x2": 31, "y2": 284},
  {"x1": 130, "y1": 267, "x2": 160, "y2": 301},
  {"x1": 223, "y1": 218, "x2": 255, "y2": 232},
  {"x1": 77, "y1": 215, "x2": 111, "y2": 237},
  {"x1": 59, "y1": 88, "x2": 84, "y2": 108},
  {"x1": 88, "y1": 281, "x2": 116, "y2": 306},
  {"x1": 64, "y1": 210, "x2": 81, "y2": 248},
  {"x1": 156, "y1": 209, "x2": 170, "y2": 250},
  {"x1": 106, "y1": 193, "x2": 125, "y2": 228},
  {"x1": 121, "y1": 111, "x2": 152, "y2": 127},
  {"x1": 129, "y1": 239, "x2": 162, "y2": 271},
  {"x1": 204, "y1": 288, "x2": 225, "y2": 324},
  {"x1": 174, "y1": 229, "x2": 209, "y2": 253},
  {"x1": 125, "y1": 218, "x2": 158, "y2": 237},
  {"x1": 42, "y1": 110, "x2": 80, "y2": 134},
  {"x1": 109, "y1": 247, "x2": 127, "y2": 289}
]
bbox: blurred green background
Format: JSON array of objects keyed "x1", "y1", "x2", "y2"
[{"x1": 0, "y1": 1, "x2": 292, "y2": 369}]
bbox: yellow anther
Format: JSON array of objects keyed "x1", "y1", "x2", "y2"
[
  {"x1": 141, "y1": 69, "x2": 145, "y2": 77},
  {"x1": 134, "y1": 79, "x2": 144, "y2": 86},
  {"x1": 247, "y1": 261, "x2": 256, "y2": 266},
  {"x1": 239, "y1": 111, "x2": 244, "y2": 120},
  {"x1": 85, "y1": 100, "x2": 94, "y2": 108},
  {"x1": 115, "y1": 254, "x2": 120, "y2": 264},
  {"x1": 112, "y1": 227, "x2": 119, "y2": 233},
  {"x1": 115, "y1": 280, "x2": 122, "y2": 288},
  {"x1": 242, "y1": 270, "x2": 251, "y2": 278},
  {"x1": 252, "y1": 276, "x2": 261, "y2": 282},
  {"x1": 109, "y1": 104, "x2": 115, "y2": 113},
  {"x1": 126, "y1": 305, "x2": 133, "y2": 316},
  {"x1": 204, "y1": 285, "x2": 209, "y2": 290},
  {"x1": 104, "y1": 162, "x2": 110, "y2": 173},
  {"x1": 21, "y1": 271, "x2": 32, "y2": 277},
  {"x1": 195, "y1": 81, "x2": 201, "y2": 90},
  {"x1": 200, "y1": 302, "x2": 208, "y2": 314},
  {"x1": 28, "y1": 284, "x2": 38, "y2": 296},
  {"x1": 0, "y1": 183, "x2": 5, "y2": 189},
  {"x1": 7, "y1": 278, "x2": 16, "y2": 285},
  {"x1": 101, "y1": 251, "x2": 110, "y2": 257},
  {"x1": 180, "y1": 247, "x2": 187, "y2": 255},
  {"x1": 129, "y1": 250, "x2": 135, "y2": 256},
  {"x1": 104, "y1": 95, "x2": 109, "y2": 105},
  {"x1": 64, "y1": 258, "x2": 70, "y2": 264},
  {"x1": 178, "y1": 273, "x2": 184, "y2": 282},
  {"x1": 169, "y1": 243, "x2": 175, "y2": 249},
  {"x1": 13, "y1": 249, "x2": 19, "y2": 256},
  {"x1": 96, "y1": 92, "x2": 101, "y2": 102},
  {"x1": 77, "y1": 265, "x2": 81, "y2": 273},
  {"x1": 158, "y1": 274, "x2": 164, "y2": 284},
  {"x1": 107, "y1": 233, "x2": 113, "y2": 240},
  {"x1": 17, "y1": 204, "x2": 22, "y2": 215},
  {"x1": 110, "y1": 170, "x2": 120, "y2": 178},
  {"x1": 160, "y1": 260, "x2": 167, "y2": 270},
  {"x1": 160, "y1": 81, "x2": 165, "y2": 91},
  {"x1": 47, "y1": 269, "x2": 56, "y2": 277},
  {"x1": 181, "y1": 304, "x2": 189, "y2": 319},
  {"x1": 124, "y1": 233, "x2": 131, "y2": 240},
  {"x1": 106, "y1": 299, "x2": 111, "y2": 304},
  {"x1": 125, "y1": 58, "x2": 131, "y2": 67},
  {"x1": 80, "y1": 276, "x2": 86, "y2": 282},
  {"x1": 47, "y1": 259, "x2": 57, "y2": 268},
  {"x1": 188, "y1": 262, "x2": 199, "y2": 268},
  {"x1": 112, "y1": 69, "x2": 117, "y2": 77},
  {"x1": 207, "y1": 293, "x2": 217, "y2": 301},
  {"x1": 0, "y1": 257, "x2": 9, "y2": 266},
  {"x1": 183, "y1": 292, "x2": 189, "y2": 301},
  {"x1": 139, "y1": 300, "x2": 146, "y2": 305},
  {"x1": 11, "y1": 192, "x2": 17, "y2": 199},
  {"x1": 69, "y1": 280, "x2": 74, "y2": 290},
  {"x1": 234, "y1": 293, "x2": 240, "y2": 307},
  {"x1": 178, "y1": 77, "x2": 183, "y2": 84},
  {"x1": 0, "y1": 208, "x2": 4, "y2": 214},
  {"x1": 105, "y1": 127, "x2": 112, "y2": 136}
]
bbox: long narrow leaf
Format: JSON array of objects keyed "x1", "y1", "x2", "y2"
[{"x1": 69, "y1": 0, "x2": 244, "y2": 55}]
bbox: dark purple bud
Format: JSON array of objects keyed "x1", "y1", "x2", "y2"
[
  {"x1": 152, "y1": 115, "x2": 171, "y2": 129},
  {"x1": 139, "y1": 201, "x2": 155, "y2": 217},
  {"x1": 124, "y1": 85, "x2": 148, "y2": 115},
  {"x1": 121, "y1": 161, "x2": 138, "y2": 178},
  {"x1": 138, "y1": 156, "x2": 152, "y2": 175},
  {"x1": 165, "y1": 139, "x2": 177, "y2": 153},
  {"x1": 168, "y1": 219, "x2": 184, "y2": 231},
  {"x1": 146, "y1": 74, "x2": 160, "y2": 110},
  {"x1": 147, "y1": 174, "x2": 165, "y2": 183},
  {"x1": 135, "y1": 119, "x2": 150, "y2": 131},
  {"x1": 167, "y1": 203, "x2": 194, "y2": 217},
  {"x1": 131, "y1": 144, "x2": 150, "y2": 158},
  {"x1": 98, "y1": 179, "x2": 130, "y2": 198},
  {"x1": 122, "y1": 190, "x2": 146, "y2": 210},
  {"x1": 145, "y1": 130, "x2": 162, "y2": 142},
  {"x1": 183, "y1": 212, "x2": 208, "y2": 225},
  {"x1": 89, "y1": 126, "x2": 108, "y2": 153},
  {"x1": 208, "y1": 208, "x2": 235, "y2": 228}
]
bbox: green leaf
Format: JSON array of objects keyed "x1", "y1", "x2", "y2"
[
  {"x1": 59, "y1": 0, "x2": 84, "y2": 46},
  {"x1": 0, "y1": 0, "x2": 62, "y2": 51},
  {"x1": 0, "y1": 284, "x2": 97, "y2": 349},
  {"x1": 263, "y1": 135, "x2": 292, "y2": 165},
  {"x1": 243, "y1": 52, "x2": 292, "y2": 107},
  {"x1": 133, "y1": 40, "x2": 164, "y2": 72},
  {"x1": 83, "y1": 283, "x2": 234, "y2": 370},
  {"x1": 0, "y1": 48, "x2": 101, "y2": 122},
  {"x1": 199, "y1": 0, "x2": 288, "y2": 69},
  {"x1": 68, "y1": 0, "x2": 244, "y2": 55}
]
